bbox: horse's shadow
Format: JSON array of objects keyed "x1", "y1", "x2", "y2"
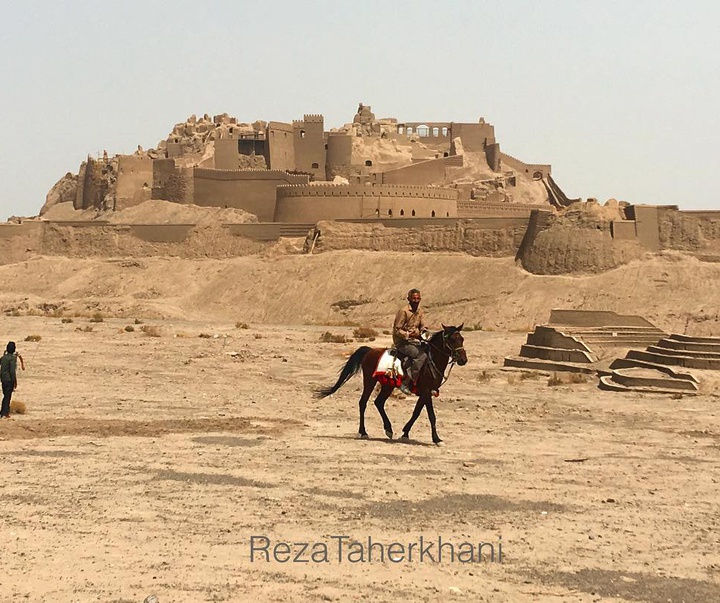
[{"x1": 317, "y1": 434, "x2": 432, "y2": 447}]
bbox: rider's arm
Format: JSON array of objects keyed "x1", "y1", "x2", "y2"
[{"x1": 393, "y1": 309, "x2": 410, "y2": 340}]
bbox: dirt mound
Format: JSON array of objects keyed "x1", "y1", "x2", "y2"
[{"x1": 106, "y1": 199, "x2": 258, "y2": 225}]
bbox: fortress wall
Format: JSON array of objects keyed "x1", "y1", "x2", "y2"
[
  {"x1": 499, "y1": 152, "x2": 551, "y2": 179},
  {"x1": 658, "y1": 206, "x2": 720, "y2": 251},
  {"x1": 457, "y1": 201, "x2": 539, "y2": 218},
  {"x1": 214, "y1": 138, "x2": 240, "y2": 170},
  {"x1": 266, "y1": 122, "x2": 294, "y2": 171},
  {"x1": 314, "y1": 218, "x2": 526, "y2": 256},
  {"x1": 610, "y1": 220, "x2": 637, "y2": 241},
  {"x1": 381, "y1": 157, "x2": 447, "y2": 185},
  {"x1": 128, "y1": 224, "x2": 194, "y2": 243},
  {"x1": 485, "y1": 143, "x2": 501, "y2": 172},
  {"x1": 326, "y1": 134, "x2": 353, "y2": 178},
  {"x1": 293, "y1": 115, "x2": 325, "y2": 179},
  {"x1": 116, "y1": 155, "x2": 153, "y2": 210},
  {"x1": 275, "y1": 184, "x2": 458, "y2": 223},
  {"x1": 449, "y1": 123, "x2": 495, "y2": 152},
  {"x1": 151, "y1": 158, "x2": 190, "y2": 203},
  {"x1": 75, "y1": 158, "x2": 109, "y2": 210},
  {"x1": 630, "y1": 205, "x2": 661, "y2": 251},
  {"x1": 192, "y1": 169, "x2": 310, "y2": 221},
  {"x1": 0, "y1": 221, "x2": 43, "y2": 240}
]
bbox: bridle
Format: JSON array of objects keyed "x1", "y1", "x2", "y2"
[{"x1": 425, "y1": 330, "x2": 465, "y2": 387}]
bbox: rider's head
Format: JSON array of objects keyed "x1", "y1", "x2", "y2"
[
  {"x1": 6, "y1": 341, "x2": 15, "y2": 354},
  {"x1": 407, "y1": 289, "x2": 421, "y2": 311}
]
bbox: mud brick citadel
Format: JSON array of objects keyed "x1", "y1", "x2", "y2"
[{"x1": 4, "y1": 103, "x2": 720, "y2": 273}]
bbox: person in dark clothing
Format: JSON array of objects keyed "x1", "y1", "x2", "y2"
[{"x1": 1, "y1": 341, "x2": 18, "y2": 419}]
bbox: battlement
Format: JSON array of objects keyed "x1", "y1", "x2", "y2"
[
  {"x1": 277, "y1": 184, "x2": 458, "y2": 200},
  {"x1": 303, "y1": 114, "x2": 324, "y2": 123}
]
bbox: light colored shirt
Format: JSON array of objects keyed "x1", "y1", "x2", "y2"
[{"x1": 393, "y1": 305, "x2": 426, "y2": 346}]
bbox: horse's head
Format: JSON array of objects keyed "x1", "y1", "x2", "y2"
[{"x1": 441, "y1": 324, "x2": 467, "y2": 366}]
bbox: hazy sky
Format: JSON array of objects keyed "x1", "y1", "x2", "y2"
[{"x1": 1, "y1": 0, "x2": 718, "y2": 220}]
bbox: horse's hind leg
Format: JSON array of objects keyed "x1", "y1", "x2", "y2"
[
  {"x1": 357, "y1": 373, "x2": 376, "y2": 439},
  {"x1": 374, "y1": 384, "x2": 395, "y2": 439}
]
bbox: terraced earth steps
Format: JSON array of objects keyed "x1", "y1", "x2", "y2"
[
  {"x1": 599, "y1": 376, "x2": 697, "y2": 396},
  {"x1": 608, "y1": 357, "x2": 699, "y2": 383},
  {"x1": 609, "y1": 368, "x2": 699, "y2": 391},
  {"x1": 655, "y1": 338, "x2": 720, "y2": 354},
  {"x1": 519, "y1": 344, "x2": 595, "y2": 363},
  {"x1": 626, "y1": 349, "x2": 720, "y2": 370},
  {"x1": 646, "y1": 345, "x2": 720, "y2": 359},
  {"x1": 503, "y1": 356, "x2": 596, "y2": 374}
]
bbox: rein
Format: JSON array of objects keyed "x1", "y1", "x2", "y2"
[{"x1": 425, "y1": 331, "x2": 464, "y2": 388}]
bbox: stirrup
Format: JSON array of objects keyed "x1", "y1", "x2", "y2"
[{"x1": 399, "y1": 382, "x2": 413, "y2": 395}]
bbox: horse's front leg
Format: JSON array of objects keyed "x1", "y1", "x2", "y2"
[
  {"x1": 401, "y1": 395, "x2": 426, "y2": 440},
  {"x1": 374, "y1": 384, "x2": 395, "y2": 439},
  {"x1": 426, "y1": 397, "x2": 443, "y2": 445}
]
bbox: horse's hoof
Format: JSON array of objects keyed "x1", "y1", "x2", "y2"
[
  {"x1": 434, "y1": 440, "x2": 445, "y2": 447},
  {"x1": 385, "y1": 430, "x2": 394, "y2": 440},
  {"x1": 400, "y1": 434, "x2": 410, "y2": 441},
  {"x1": 358, "y1": 433, "x2": 369, "y2": 440}
]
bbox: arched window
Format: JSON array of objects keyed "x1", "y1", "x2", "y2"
[
  {"x1": 312, "y1": 163, "x2": 319, "y2": 169},
  {"x1": 431, "y1": 210, "x2": 436, "y2": 217},
  {"x1": 300, "y1": 130, "x2": 306, "y2": 138},
  {"x1": 416, "y1": 125, "x2": 429, "y2": 137},
  {"x1": 388, "y1": 209, "x2": 393, "y2": 217},
  {"x1": 400, "y1": 209, "x2": 404, "y2": 216},
  {"x1": 446, "y1": 212, "x2": 449, "y2": 217},
  {"x1": 406, "y1": 127, "x2": 413, "y2": 135},
  {"x1": 441, "y1": 127, "x2": 448, "y2": 136},
  {"x1": 398, "y1": 126, "x2": 404, "y2": 135},
  {"x1": 411, "y1": 209, "x2": 416, "y2": 216},
  {"x1": 432, "y1": 127, "x2": 439, "y2": 137},
  {"x1": 365, "y1": 160, "x2": 372, "y2": 167}
]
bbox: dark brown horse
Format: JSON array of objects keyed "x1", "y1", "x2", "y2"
[{"x1": 316, "y1": 325, "x2": 467, "y2": 445}]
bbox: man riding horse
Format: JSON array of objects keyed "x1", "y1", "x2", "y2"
[{"x1": 393, "y1": 288, "x2": 429, "y2": 395}]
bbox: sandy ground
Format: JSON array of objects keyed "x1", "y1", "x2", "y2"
[{"x1": 1, "y1": 313, "x2": 719, "y2": 603}]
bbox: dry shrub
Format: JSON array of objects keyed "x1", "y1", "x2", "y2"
[
  {"x1": 24, "y1": 335, "x2": 42, "y2": 342},
  {"x1": 519, "y1": 371, "x2": 540, "y2": 381},
  {"x1": 352, "y1": 326, "x2": 378, "y2": 341},
  {"x1": 254, "y1": 333, "x2": 263, "y2": 339},
  {"x1": 134, "y1": 318, "x2": 144, "y2": 325},
  {"x1": 10, "y1": 399, "x2": 26, "y2": 414},
  {"x1": 141, "y1": 325, "x2": 162, "y2": 337},
  {"x1": 477, "y1": 370, "x2": 492, "y2": 383},
  {"x1": 89, "y1": 312, "x2": 104, "y2": 323},
  {"x1": 235, "y1": 322, "x2": 249, "y2": 329},
  {"x1": 198, "y1": 333, "x2": 213, "y2": 339},
  {"x1": 61, "y1": 317, "x2": 74, "y2": 324},
  {"x1": 124, "y1": 325, "x2": 135, "y2": 332},
  {"x1": 320, "y1": 331, "x2": 347, "y2": 344},
  {"x1": 75, "y1": 326, "x2": 93, "y2": 332},
  {"x1": 547, "y1": 372, "x2": 590, "y2": 386}
]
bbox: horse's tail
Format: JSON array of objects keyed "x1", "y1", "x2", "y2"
[{"x1": 315, "y1": 346, "x2": 373, "y2": 398}]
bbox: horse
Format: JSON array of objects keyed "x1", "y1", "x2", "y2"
[{"x1": 316, "y1": 325, "x2": 467, "y2": 445}]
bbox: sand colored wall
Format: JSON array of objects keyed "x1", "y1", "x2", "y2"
[
  {"x1": 128, "y1": 224, "x2": 194, "y2": 243},
  {"x1": 214, "y1": 139, "x2": 240, "y2": 170},
  {"x1": 485, "y1": 143, "x2": 501, "y2": 172},
  {"x1": 192, "y1": 169, "x2": 309, "y2": 222},
  {"x1": 75, "y1": 157, "x2": 110, "y2": 210},
  {"x1": 116, "y1": 156, "x2": 153, "y2": 210},
  {"x1": 610, "y1": 220, "x2": 637, "y2": 241},
  {"x1": 326, "y1": 133, "x2": 353, "y2": 180},
  {"x1": 0, "y1": 221, "x2": 43, "y2": 240},
  {"x1": 380, "y1": 157, "x2": 447, "y2": 185},
  {"x1": 450, "y1": 123, "x2": 495, "y2": 152},
  {"x1": 312, "y1": 218, "x2": 527, "y2": 256},
  {"x1": 627, "y1": 205, "x2": 661, "y2": 251},
  {"x1": 549, "y1": 309, "x2": 657, "y2": 328},
  {"x1": 293, "y1": 115, "x2": 326, "y2": 180},
  {"x1": 265, "y1": 122, "x2": 295, "y2": 171},
  {"x1": 457, "y1": 201, "x2": 538, "y2": 219},
  {"x1": 274, "y1": 184, "x2": 458, "y2": 223},
  {"x1": 499, "y1": 152, "x2": 551, "y2": 179}
]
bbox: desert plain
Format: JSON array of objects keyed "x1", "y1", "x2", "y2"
[{"x1": 0, "y1": 250, "x2": 719, "y2": 602}]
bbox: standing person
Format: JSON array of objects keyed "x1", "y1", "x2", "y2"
[
  {"x1": 1, "y1": 341, "x2": 18, "y2": 419},
  {"x1": 393, "y1": 289, "x2": 428, "y2": 394}
]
